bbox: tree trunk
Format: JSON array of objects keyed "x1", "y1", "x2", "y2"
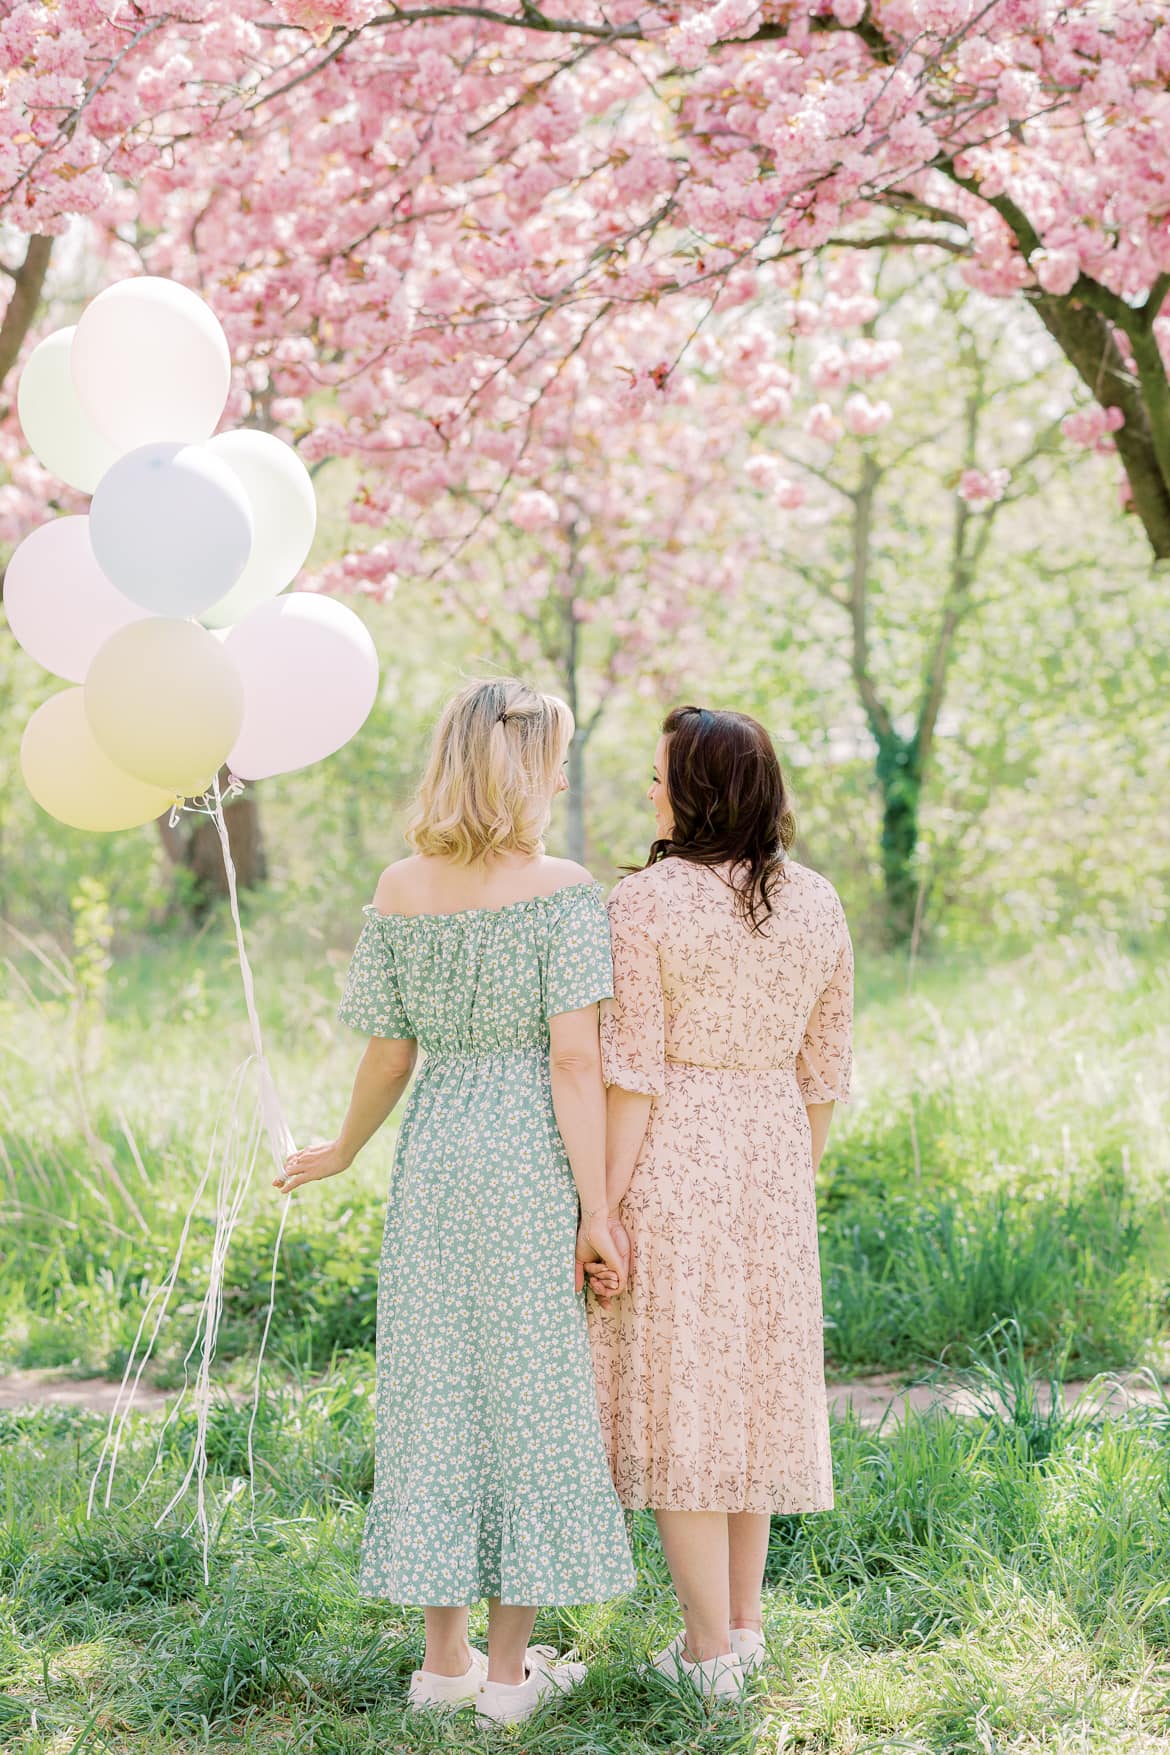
[
  {"x1": 875, "y1": 732, "x2": 922, "y2": 948},
  {"x1": 157, "y1": 769, "x2": 268, "y2": 922},
  {"x1": 566, "y1": 731, "x2": 586, "y2": 863},
  {"x1": 1031, "y1": 292, "x2": 1170, "y2": 561},
  {"x1": 560, "y1": 529, "x2": 588, "y2": 862},
  {"x1": 0, "y1": 234, "x2": 53, "y2": 390}
]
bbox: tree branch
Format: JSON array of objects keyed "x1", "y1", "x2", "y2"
[
  {"x1": 369, "y1": 3, "x2": 639, "y2": 38},
  {"x1": 1140, "y1": 273, "x2": 1170, "y2": 331},
  {"x1": 820, "y1": 231, "x2": 970, "y2": 256},
  {"x1": 782, "y1": 553, "x2": 850, "y2": 608}
]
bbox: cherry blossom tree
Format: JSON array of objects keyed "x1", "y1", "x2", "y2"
[
  {"x1": 699, "y1": 248, "x2": 1111, "y2": 940},
  {"x1": 1, "y1": 0, "x2": 1168, "y2": 569},
  {"x1": 349, "y1": 308, "x2": 747, "y2": 860}
]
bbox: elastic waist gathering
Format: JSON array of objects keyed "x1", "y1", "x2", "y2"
[
  {"x1": 421, "y1": 1044, "x2": 548, "y2": 1065},
  {"x1": 414, "y1": 1047, "x2": 799, "y2": 1075}
]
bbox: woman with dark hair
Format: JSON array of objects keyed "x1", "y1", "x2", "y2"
[{"x1": 586, "y1": 705, "x2": 853, "y2": 1699}]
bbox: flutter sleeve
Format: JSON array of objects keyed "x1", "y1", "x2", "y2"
[
  {"x1": 544, "y1": 882, "x2": 615, "y2": 1018},
  {"x1": 795, "y1": 905, "x2": 854, "y2": 1105},
  {"x1": 336, "y1": 906, "x2": 414, "y2": 1039},
  {"x1": 600, "y1": 878, "x2": 666, "y2": 1098}
]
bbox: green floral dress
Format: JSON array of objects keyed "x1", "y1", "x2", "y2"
[{"x1": 336, "y1": 879, "x2": 635, "y2": 1608}]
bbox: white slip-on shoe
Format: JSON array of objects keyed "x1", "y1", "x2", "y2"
[
  {"x1": 406, "y1": 1645, "x2": 488, "y2": 1711},
  {"x1": 650, "y1": 1631, "x2": 744, "y2": 1699},
  {"x1": 524, "y1": 1642, "x2": 587, "y2": 1691},
  {"x1": 474, "y1": 1646, "x2": 585, "y2": 1725},
  {"x1": 728, "y1": 1627, "x2": 767, "y2": 1675}
]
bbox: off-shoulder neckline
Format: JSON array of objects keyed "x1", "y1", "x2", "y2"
[{"x1": 361, "y1": 876, "x2": 603, "y2": 926}]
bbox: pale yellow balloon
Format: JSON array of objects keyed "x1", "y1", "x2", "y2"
[
  {"x1": 21, "y1": 689, "x2": 176, "y2": 833},
  {"x1": 84, "y1": 619, "x2": 245, "y2": 797}
]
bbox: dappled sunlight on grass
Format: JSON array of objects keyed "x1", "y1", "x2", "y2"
[
  {"x1": 4, "y1": 932, "x2": 1170, "y2": 1748},
  {"x1": 7, "y1": 1362, "x2": 1170, "y2": 1751}
]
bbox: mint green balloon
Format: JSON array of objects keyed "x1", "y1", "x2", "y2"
[{"x1": 17, "y1": 328, "x2": 122, "y2": 493}]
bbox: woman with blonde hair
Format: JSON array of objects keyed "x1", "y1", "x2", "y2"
[{"x1": 276, "y1": 678, "x2": 634, "y2": 1725}]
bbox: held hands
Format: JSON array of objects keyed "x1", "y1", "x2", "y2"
[
  {"x1": 274, "y1": 1144, "x2": 630, "y2": 1309},
  {"x1": 274, "y1": 1139, "x2": 352, "y2": 1193},
  {"x1": 575, "y1": 1211, "x2": 631, "y2": 1304}
]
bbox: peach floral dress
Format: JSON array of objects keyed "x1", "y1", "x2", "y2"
[{"x1": 587, "y1": 855, "x2": 853, "y2": 1514}]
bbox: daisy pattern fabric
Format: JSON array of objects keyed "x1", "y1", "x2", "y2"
[{"x1": 336, "y1": 879, "x2": 635, "y2": 1606}]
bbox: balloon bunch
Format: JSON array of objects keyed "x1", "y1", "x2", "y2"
[
  {"x1": 8, "y1": 277, "x2": 382, "y2": 1576},
  {"x1": 9, "y1": 276, "x2": 379, "y2": 829}
]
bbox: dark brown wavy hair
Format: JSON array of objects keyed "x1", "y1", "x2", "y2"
[{"x1": 643, "y1": 705, "x2": 796, "y2": 932}]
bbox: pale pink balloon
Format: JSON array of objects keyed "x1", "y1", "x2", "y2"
[
  {"x1": 4, "y1": 516, "x2": 150, "y2": 683},
  {"x1": 224, "y1": 594, "x2": 379, "y2": 781}
]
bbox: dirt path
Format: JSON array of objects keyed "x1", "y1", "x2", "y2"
[
  {"x1": 828, "y1": 1369, "x2": 1168, "y2": 1425},
  {"x1": 0, "y1": 1368, "x2": 176, "y2": 1414},
  {"x1": 3, "y1": 1366, "x2": 1167, "y2": 1424}
]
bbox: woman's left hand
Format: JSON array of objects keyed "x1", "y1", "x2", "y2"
[
  {"x1": 274, "y1": 1140, "x2": 352, "y2": 1193},
  {"x1": 575, "y1": 1214, "x2": 629, "y2": 1299},
  {"x1": 584, "y1": 1218, "x2": 630, "y2": 1307}
]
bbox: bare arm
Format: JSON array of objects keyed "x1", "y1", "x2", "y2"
[
  {"x1": 806, "y1": 1100, "x2": 835, "y2": 1174},
  {"x1": 548, "y1": 1004, "x2": 608, "y2": 1221},
  {"x1": 605, "y1": 1084, "x2": 653, "y2": 1211},
  {"x1": 549, "y1": 1005, "x2": 630, "y2": 1295},
  {"x1": 277, "y1": 1036, "x2": 417, "y2": 1191}
]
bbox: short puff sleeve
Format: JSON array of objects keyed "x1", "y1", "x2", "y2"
[
  {"x1": 544, "y1": 882, "x2": 614, "y2": 1019},
  {"x1": 600, "y1": 879, "x2": 666, "y2": 1098},
  {"x1": 336, "y1": 907, "x2": 414, "y2": 1039},
  {"x1": 795, "y1": 910, "x2": 854, "y2": 1104}
]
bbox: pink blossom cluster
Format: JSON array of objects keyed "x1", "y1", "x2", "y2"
[
  {"x1": 957, "y1": 467, "x2": 1011, "y2": 505},
  {"x1": 1061, "y1": 404, "x2": 1127, "y2": 453},
  {"x1": 1, "y1": 0, "x2": 1167, "y2": 570},
  {"x1": 743, "y1": 454, "x2": 807, "y2": 508}
]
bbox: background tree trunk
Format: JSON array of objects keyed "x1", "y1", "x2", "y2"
[
  {"x1": 874, "y1": 732, "x2": 923, "y2": 948},
  {"x1": 0, "y1": 234, "x2": 53, "y2": 387},
  {"x1": 566, "y1": 731, "x2": 586, "y2": 864},
  {"x1": 157, "y1": 770, "x2": 267, "y2": 922},
  {"x1": 560, "y1": 520, "x2": 588, "y2": 863}
]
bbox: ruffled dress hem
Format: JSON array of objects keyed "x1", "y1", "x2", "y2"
[{"x1": 357, "y1": 1487, "x2": 637, "y2": 1607}]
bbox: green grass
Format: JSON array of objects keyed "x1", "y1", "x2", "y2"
[
  {"x1": 6, "y1": 1340, "x2": 1170, "y2": 1751},
  {"x1": 3, "y1": 928, "x2": 1170, "y2": 1748},
  {"x1": 2, "y1": 927, "x2": 1169, "y2": 1384}
]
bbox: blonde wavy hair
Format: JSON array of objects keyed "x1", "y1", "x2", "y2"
[{"x1": 405, "y1": 678, "x2": 574, "y2": 864}]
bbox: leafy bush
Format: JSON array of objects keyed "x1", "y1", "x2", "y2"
[{"x1": 821, "y1": 1170, "x2": 1155, "y2": 1374}]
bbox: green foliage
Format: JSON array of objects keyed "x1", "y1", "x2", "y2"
[
  {"x1": 2, "y1": 930, "x2": 1167, "y2": 1390},
  {"x1": 4, "y1": 288, "x2": 1169, "y2": 952},
  {"x1": 820, "y1": 1174, "x2": 1155, "y2": 1374},
  {"x1": 1, "y1": 878, "x2": 1168, "y2": 1751},
  {"x1": 69, "y1": 878, "x2": 113, "y2": 1012}
]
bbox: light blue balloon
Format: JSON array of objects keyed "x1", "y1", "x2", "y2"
[{"x1": 89, "y1": 442, "x2": 254, "y2": 619}]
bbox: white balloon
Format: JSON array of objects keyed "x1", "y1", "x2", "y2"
[
  {"x1": 4, "y1": 516, "x2": 149, "y2": 682},
  {"x1": 89, "y1": 443, "x2": 254, "y2": 619},
  {"x1": 71, "y1": 276, "x2": 232, "y2": 452},
  {"x1": 17, "y1": 328, "x2": 122, "y2": 493},
  {"x1": 199, "y1": 431, "x2": 318, "y2": 628},
  {"x1": 224, "y1": 594, "x2": 379, "y2": 781}
]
